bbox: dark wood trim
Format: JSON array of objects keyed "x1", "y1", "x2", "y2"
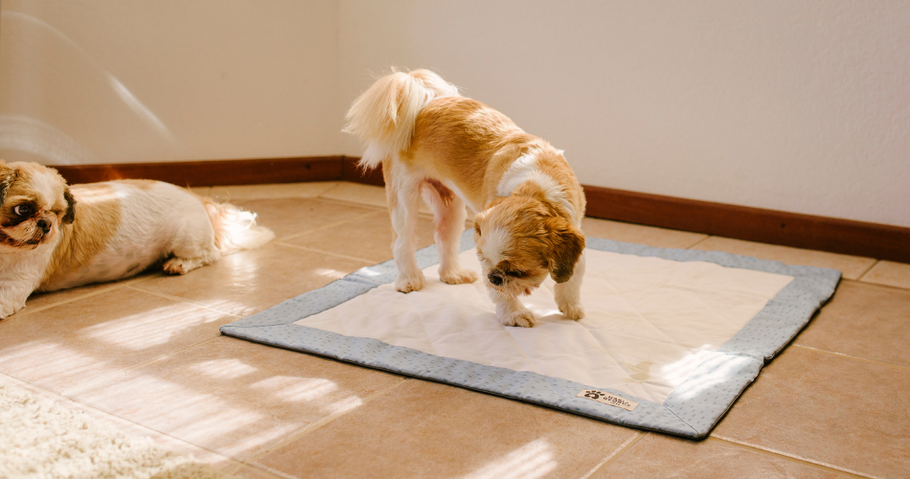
[
  {"x1": 341, "y1": 156, "x2": 384, "y2": 186},
  {"x1": 583, "y1": 185, "x2": 910, "y2": 264},
  {"x1": 48, "y1": 156, "x2": 910, "y2": 263},
  {"x1": 53, "y1": 156, "x2": 344, "y2": 187}
]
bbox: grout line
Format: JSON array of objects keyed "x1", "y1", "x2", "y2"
[
  {"x1": 275, "y1": 242, "x2": 380, "y2": 265},
  {"x1": 854, "y1": 260, "x2": 880, "y2": 282},
  {"x1": 852, "y1": 269, "x2": 910, "y2": 292},
  {"x1": 577, "y1": 432, "x2": 646, "y2": 479},
  {"x1": 0, "y1": 371, "x2": 253, "y2": 476},
  {"x1": 684, "y1": 235, "x2": 713, "y2": 250},
  {"x1": 791, "y1": 345, "x2": 910, "y2": 372},
  {"x1": 13, "y1": 283, "x2": 127, "y2": 318},
  {"x1": 245, "y1": 377, "x2": 411, "y2": 464},
  {"x1": 315, "y1": 182, "x2": 344, "y2": 199},
  {"x1": 276, "y1": 209, "x2": 380, "y2": 243},
  {"x1": 709, "y1": 435, "x2": 878, "y2": 479},
  {"x1": 123, "y1": 284, "x2": 243, "y2": 318}
]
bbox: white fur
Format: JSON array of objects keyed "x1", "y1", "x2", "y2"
[
  {"x1": 479, "y1": 227, "x2": 509, "y2": 266},
  {"x1": 345, "y1": 70, "x2": 460, "y2": 170},
  {"x1": 43, "y1": 182, "x2": 220, "y2": 291},
  {"x1": 0, "y1": 246, "x2": 56, "y2": 318},
  {"x1": 0, "y1": 173, "x2": 274, "y2": 319},
  {"x1": 496, "y1": 149, "x2": 539, "y2": 196},
  {"x1": 554, "y1": 251, "x2": 585, "y2": 320},
  {"x1": 496, "y1": 150, "x2": 578, "y2": 224}
]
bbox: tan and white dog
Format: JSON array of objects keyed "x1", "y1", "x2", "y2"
[
  {"x1": 345, "y1": 69, "x2": 586, "y2": 328},
  {"x1": 0, "y1": 161, "x2": 275, "y2": 318}
]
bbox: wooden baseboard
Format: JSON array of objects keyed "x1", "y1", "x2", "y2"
[
  {"x1": 583, "y1": 185, "x2": 909, "y2": 264},
  {"x1": 50, "y1": 156, "x2": 909, "y2": 264},
  {"x1": 53, "y1": 156, "x2": 344, "y2": 187}
]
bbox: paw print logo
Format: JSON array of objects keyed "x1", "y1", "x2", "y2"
[{"x1": 583, "y1": 390, "x2": 605, "y2": 400}]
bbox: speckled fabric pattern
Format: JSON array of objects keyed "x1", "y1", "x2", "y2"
[{"x1": 221, "y1": 231, "x2": 840, "y2": 438}]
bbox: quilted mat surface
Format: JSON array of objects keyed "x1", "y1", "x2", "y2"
[{"x1": 221, "y1": 232, "x2": 840, "y2": 438}]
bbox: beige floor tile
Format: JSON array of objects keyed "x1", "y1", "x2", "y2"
[
  {"x1": 207, "y1": 182, "x2": 339, "y2": 202},
  {"x1": 860, "y1": 260, "x2": 910, "y2": 289},
  {"x1": 17, "y1": 272, "x2": 163, "y2": 319},
  {"x1": 593, "y1": 435, "x2": 849, "y2": 478},
  {"x1": 71, "y1": 337, "x2": 404, "y2": 461},
  {"x1": 582, "y1": 217, "x2": 708, "y2": 249},
  {"x1": 17, "y1": 282, "x2": 126, "y2": 318},
  {"x1": 132, "y1": 243, "x2": 371, "y2": 317},
  {"x1": 253, "y1": 379, "x2": 638, "y2": 479},
  {"x1": 0, "y1": 288, "x2": 233, "y2": 394},
  {"x1": 283, "y1": 210, "x2": 444, "y2": 263},
  {"x1": 712, "y1": 346, "x2": 910, "y2": 478},
  {"x1": 233, "y1": 197, "x2": 378, "y2": 240},
  {"x1": 690, "y1": 237, "x2": 876, "y2": 280},
  {"x1": 795, "y1": 281, "x2": 910, "y2": 368},
  {"x1": 319, "y1": 182, "x2": 388, "y2": 208}
]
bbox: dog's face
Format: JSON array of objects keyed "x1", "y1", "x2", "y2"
[
  {"x1": 474, "y1": 195, "x2": 585, "y2": 297},
  {"x1": 0, "y1": 161, "x2": 75, "y2": 251}
]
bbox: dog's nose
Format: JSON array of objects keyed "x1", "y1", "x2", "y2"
[
  {"x1": 488, "y1": 271, "x2": 504, "y2": 286},
  {"x1": 37, "y1": 219, "x2": 50, "y2": 234}
]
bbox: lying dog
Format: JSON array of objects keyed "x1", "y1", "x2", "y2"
[
  {"x1": 345, "y1": 69, "x2": 586, "y2": 328},
  {"x1": 0, "y1": 161, "x2": 274, "y2": 318}
]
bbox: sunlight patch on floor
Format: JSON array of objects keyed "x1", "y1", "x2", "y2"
[
  {"x1": 462, "y1": 438, "x2": 557, "y2": 479},
  {"x1": 83, "y1": 304, "x2": 226, "y2": 351}
]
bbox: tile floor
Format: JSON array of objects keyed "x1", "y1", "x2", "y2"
[{"x1": 2, "y1": 181, "x2": 908, "y2": 479}]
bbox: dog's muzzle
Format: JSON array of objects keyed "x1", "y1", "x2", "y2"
[{"x1": 488, "y1": 271, "x2": 504, "y2": 286}]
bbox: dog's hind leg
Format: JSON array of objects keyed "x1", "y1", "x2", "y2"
[
  {"x1": 421, "y1": 179, "x2": 478, "y2": 285},
  {"x1": 385, "y1": 159, "x2": 426, "y2": 293},
  {"x1": 162, "y1": 208, "x2": 222, "y2": 275}
]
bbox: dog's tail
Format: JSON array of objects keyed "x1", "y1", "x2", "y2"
[
  {"x1": 343, "y1": 68, "x2": 460, "y2": 170},
  {"x1": 202, "y1": 199, "x2": 275, "y2": 255}
]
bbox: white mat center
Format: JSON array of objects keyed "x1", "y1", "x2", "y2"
[{"x1": 294, "y1": 249, "x2": 793, "y2": 403}]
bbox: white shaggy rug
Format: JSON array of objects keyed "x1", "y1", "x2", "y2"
[{"x1": 0, "y1": 376, "x2": 226, "y2": 479}]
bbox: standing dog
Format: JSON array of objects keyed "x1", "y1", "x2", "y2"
[
  {"x1": 345, "y1": 69, "x2": 586, "y2": 328},
  {"x1": 0, "y1": 161, "x2": 275, "y2": 318}
]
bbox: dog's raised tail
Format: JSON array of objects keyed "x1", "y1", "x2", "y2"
[
  {"x1": 202, "y1": 200, "x2": 275, "y2": 255},
  {"x1": 344, "y1": 69, "x2": 460, "y2": 170}
]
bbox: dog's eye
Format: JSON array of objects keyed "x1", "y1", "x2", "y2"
[
  {"x1": 13, "y1": 204, "x2": 32, "y2": 217},
  {"x1": 505, "y1": 269, "x2": 529, "y2": 278}
]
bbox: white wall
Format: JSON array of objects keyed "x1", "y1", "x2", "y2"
[
  {"x1": 0, "y1": 0, "x2": 341, "y2": 164},
  {"x1": 2, "y1": 1, "x2": 908, "y2": 228},
  {"x1": 339, "y1": 1, "x2": 910, "y2": 228}
]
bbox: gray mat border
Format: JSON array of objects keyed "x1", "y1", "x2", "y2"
[{"x1": 221, "y1": 231, "x2": 840, "y2": 438}]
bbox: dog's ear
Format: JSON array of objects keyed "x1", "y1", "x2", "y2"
[
  {"x1": 0, "y1": 161, "x2": 16, "y2": 206},
  {"x1": 544, "y1": 218, "x2": 585, "y2": 283},
  {"x1": 62, "y1": 186, "x2": 76, "y2": 224}
]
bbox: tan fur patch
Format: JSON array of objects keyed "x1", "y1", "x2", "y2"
[
  {"x1": 39, "y1": 183, "x2": 123, "y2": 290},
  {"x1": 407, "y1": 96, "x2": 585, "y2": 217}
]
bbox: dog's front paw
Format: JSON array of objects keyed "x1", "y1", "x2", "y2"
[
  {"x1": 558, "y1": 300, "x2": 585, "y2": 320},
  {"x1": 439, "y1": 268, "x2": 478, "y2": 285},
  {"x1": 500, "y1": 310, "x2": 536, "y2": 328},
  {"x1": 1, "y1": 302, "x2": 24, "y2": 320},
  {"x1": 395, "y1": 272, "x2": 426, "y2": 293}
]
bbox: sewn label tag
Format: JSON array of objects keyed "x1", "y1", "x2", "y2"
[{"x1": 576, "y1": 389, "x2": 639, "y2": 411}]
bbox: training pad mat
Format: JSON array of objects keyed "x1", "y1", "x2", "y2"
[{"x1": 221, "y1": 232, "x2": 840, "y2": 438}]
